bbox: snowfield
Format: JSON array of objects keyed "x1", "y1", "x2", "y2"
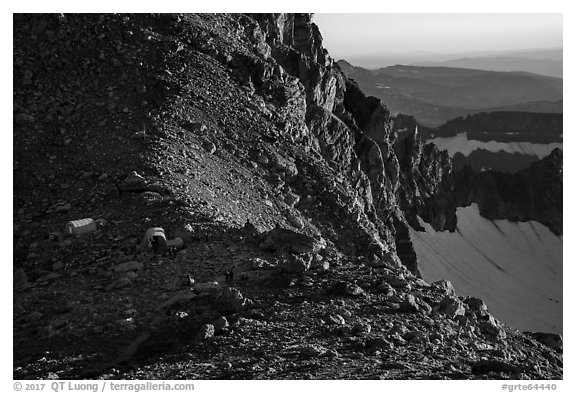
[
  {"x1": 429, "y1": 132, "x2": 562, "y2": 159},
  {"x1": 410, "y1": 204, "x2": 562, "y2": 334}
]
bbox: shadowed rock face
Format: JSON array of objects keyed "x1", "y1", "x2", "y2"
[
  {"x1": 453, "y1": 148, "x2": 562, "y2": 235},
  {"x1": 394, "y1": 133, "x2": 457, "y2": 233},
  {"x1": 259, "y1": 227, "x2": 326, "y2": 254},
  {"x1": 431, "y1": 111, "x2": 563, "y2": 144}
]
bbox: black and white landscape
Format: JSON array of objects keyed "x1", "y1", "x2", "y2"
[{"x1": 13, "y1": 13, "x2": 562, "y2": 380}]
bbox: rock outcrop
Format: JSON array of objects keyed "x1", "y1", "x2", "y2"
[{"x1": 453, "y1": 148, "x2": 562, "y2": 235}]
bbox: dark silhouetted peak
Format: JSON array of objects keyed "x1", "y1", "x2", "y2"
[{"x1": 436, "y1": 111, "x2": 563, "y2": 143}]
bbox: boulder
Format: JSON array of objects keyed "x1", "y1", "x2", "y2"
[
  {"x1": 311, "y1": 255, "x2": 330, "y2": 271},
  {"x1": 369, "y1": 252, "x2": 402, "y2": 269},
  {"x1": 281, "y1": 343, "x2": 328, "y2": 358},
  {"x1": 464, "y1": 296, "x2": 488, "y2": 317},
  {"x1": 416, "y1": 298, "x2": 432, "y2": 315},
  {"x1": 46, "y1": 202, "x2": 71, "y2": 214},
  {"x1": 174, "y1": 223, "x2": 195, "y2": 240},
  {"x1": 331, "y1": 281, "x2": 365, "y2": 297},
  {"x1": 284, "y1": 190, "x2": 300, "y2": 207},
  {"x1": 278, "y1": 254, "x2": 312, "y2": 273},
  {"x1": 156, "y1": 290, "x2": 196, "y2": 311},
  {"x1": 433, "y1": 280, "x2": 456, "y2": 296},
  {"x1": 124, "y1": 171, "x2": 146, "y2": 185},
  {"x1": 380, "y1": 272, "x2": 409, "y2": 289},
  {"x1": 352, "y1": 321, "x2": 372, "y2": 336},
  {"x1": 271, "y1": 153, "x2": 298, "y2": 180},
  {"x1": 376, "y1": 282, "x2": 396, "y2": 296},
  {"x1": 195, "y1": 324, "x2": 215, "y2": 341},
  {"x1": 113, "y1": 261, "x2": 143, "y2": 272},
  {"x1": 365, "y1": 337, "x2": 393, "y2": 351},
  {"x1": 527, "y1": 332, "x2": 563, "y2": 351},
  {"x1": 326, "y1": 314, "x2": 345, "y2": 325},
  {"x1": 335, "y1": 309, "x2": 352, "y2": 320},
  {"x1": 259, "y1": 227, "x2": 326, "y2": 254},
  {"x1": 216, "y1": 287, "x2": 252, "y2": 314},
  {"x1": 212, "y1": 316, "x2": 230, "y2": 333},
  {"x1": 250, "y1": 257, "x2": 274, "y2": 270},
  {"x1": 192, "y1": 281, "x2": 221, "y2": 293},
  {"x1": 480, "y1": 315, "x2": 506, "y2": 340},
  {"x1": 438, "y1": 296, "x2": 466, "y2": 319},
  {"x1": 203, "y1": 141, "x2": 217, "y2": 154},
  {"x1": 285, "y1": 212, "x2": 304, "y2": 229},
  {"x1": 182, "y1": 122, "x2": 207, "y2": 133},
  {"x1": 407, "y1": 331, "x2": 429, "y2": 345},
  {"x1": 399, "y1": 294, "x2": 419, "y2": 313},
  {"x1": 471, "y1": 359, "x2": 519, "y2": 374}
]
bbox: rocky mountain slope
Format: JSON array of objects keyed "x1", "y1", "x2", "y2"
[{"x1": 13, "y1": 13, "x2": 562, "y2": 380}]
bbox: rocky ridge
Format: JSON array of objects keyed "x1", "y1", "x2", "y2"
[
  {"x1": 389, "y1": 114, "x2": 563, "y2": 236},
  {"x1": 428, "y1": 111, "x2": 563, "y2": 144},
  {"x1": 13, "y1": 13, "x2": 562, "y2": 379}
]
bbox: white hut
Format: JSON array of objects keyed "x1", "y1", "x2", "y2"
[
  {"x1": 65, "y1": 218, "x2": 96, "y2": 235},
  {"x1": 64, "y1": 218, "x2": 107, "y2": 236},
  {"x1": 141, "y1": 227, "x2": 167, "y2": 250}
]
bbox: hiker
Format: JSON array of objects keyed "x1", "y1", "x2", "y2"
[
  {"x1": 151, "y1": 236, "x2": 160, "y2": 255},
  {"x1": 241, "y1": 218, "x2": 259, "y2": 238},
  {"x1": 225, "y1": 266, "x2": 235, "y2": 283}
]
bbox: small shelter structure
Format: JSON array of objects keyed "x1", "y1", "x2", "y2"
[
  {"x1": 65, "y1": 218, "x2": 106, "y2": 236},
  {"x1": 141, "y1": 227, "x2": 167, "y2": 251}
]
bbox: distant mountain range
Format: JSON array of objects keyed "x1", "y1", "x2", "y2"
[
  {"x1": 338, "y1": 60, "x2": 563, "y2": 127},
  {"x1": 413, "y1": 57, "x2": 561, "y2": 78},
  {"x1": 344, "y1": 47, "x2": 562, "y2": 77}
]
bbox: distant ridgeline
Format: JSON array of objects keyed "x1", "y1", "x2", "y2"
[
  {"x1": 424, "y1": 111, "x2": 562, "y2": 143},
  {"x1": 395, "y1": 112, "x2": 563, "y2": 173},
  {"x1": 337, "y1": 60, "x2": 563, "y2": 127}
]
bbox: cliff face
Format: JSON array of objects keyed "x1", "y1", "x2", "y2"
[
  {"x1": 13, "y1": 13, "x2": 562, "y2": 379},
  {"x1": 453, "y1": 148, "x2": 562, "y2": 235},
  {"x1": 245, "y1": 13, "x2": 409, "y2": 256}
]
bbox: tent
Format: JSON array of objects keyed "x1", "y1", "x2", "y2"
[
  {"x1": 141, "y1": 227, "x2": 167, "y2": 250},
  {"x1": 65, "y1": 218, "x2": 106, "y2": 235}
]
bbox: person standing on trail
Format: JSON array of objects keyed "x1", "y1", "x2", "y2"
[
  {"x1": 151, "y1": 236, "x2": 159, "y2": 255},
  {"x1": 225, "y1": 266, "x2": 235, "y2": 283}
]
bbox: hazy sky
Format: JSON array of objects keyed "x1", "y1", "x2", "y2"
[{"x1": 314, "y1": 14, "x2": 563, "y2": 58}]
